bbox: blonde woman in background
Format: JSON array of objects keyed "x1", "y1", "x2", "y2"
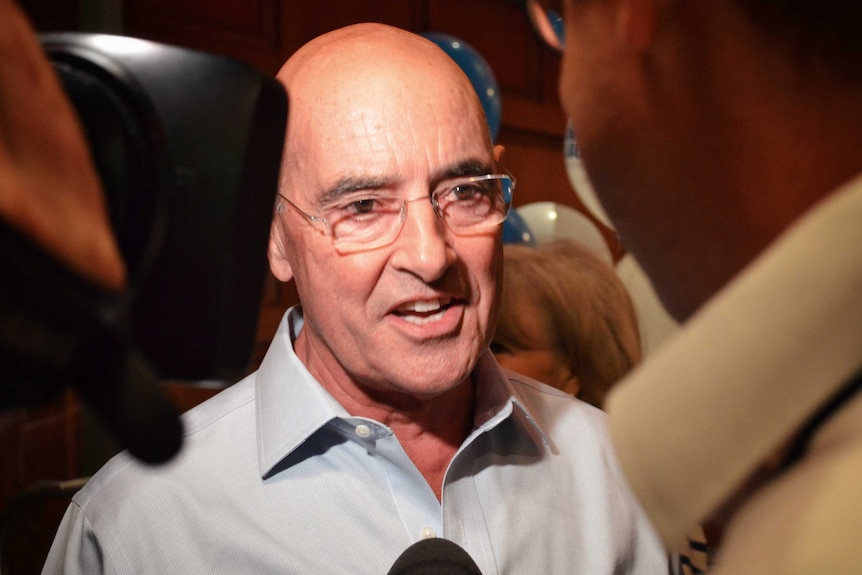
[{"x1": 492, "y1": 238, "x2": 640, "y2": 408}]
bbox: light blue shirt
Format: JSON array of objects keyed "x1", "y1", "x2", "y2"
[{"x1": 43, "y1": 306, "x2": 666, "y2": 574}]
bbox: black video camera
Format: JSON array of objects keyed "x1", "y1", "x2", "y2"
[{"x1": 0, "y1": 33, "x2": 287, "y2": 463}]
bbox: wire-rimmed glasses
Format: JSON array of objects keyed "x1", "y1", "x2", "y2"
[
  {"x1": 525, "y1": 0, "x2": 566, "y2": 52},
  {"x1": 277, "y1": 170, "x2": 516, "y2": 254}
]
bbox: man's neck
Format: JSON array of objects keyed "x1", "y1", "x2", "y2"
[
  {"x1": 336, "y1": 380, "x2": 478, "y2": 502},
  {"x1": 294, "y1": 326, "x2": 477, "y2": 500}
]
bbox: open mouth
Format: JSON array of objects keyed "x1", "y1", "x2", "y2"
[{"x1": 393, "y1": 297, "x2": 454, "y2": 326}]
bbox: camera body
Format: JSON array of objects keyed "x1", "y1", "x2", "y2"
[
  {"x1": 41, "y1": 33, "x2": 288, "y2": 381},
  {"x1": 0, "y1": 33, "x2": 287, "y2": 462}
]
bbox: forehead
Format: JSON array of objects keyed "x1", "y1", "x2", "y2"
[{"x1": 284, "y1": 39, "x2": 493, "y2": 194}]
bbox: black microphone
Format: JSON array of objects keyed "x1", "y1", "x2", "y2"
[
  {"x1": 74, "y1": 332, "x2": 184, "y2": 465},
  {"x1": 387, "y1": 538, "x2": 483, "y2": 575}
]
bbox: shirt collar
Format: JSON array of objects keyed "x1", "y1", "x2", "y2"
[
  {"x1": 255, "y1": 307, "x2": 348, "y2": 478},
  {"x1": 471, "y1": 350, "x2": 550, "y2": 449},
  {"x1": 256, "y1": 307, "x2": 548, "y2": 477}
]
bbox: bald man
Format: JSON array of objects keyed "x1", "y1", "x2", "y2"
[{"x1": 42, "y1": 24, "x2": 666, "y2": 574}]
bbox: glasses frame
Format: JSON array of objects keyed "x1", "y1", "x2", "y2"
[
  {"x1": 277, "y1": 169, "x2": 516, "y2": 254},
  {"x1": 525, "y1": 0, "x2": 566, "y2": 52}
]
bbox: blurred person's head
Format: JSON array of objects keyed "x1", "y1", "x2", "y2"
[
  {"x1": 551, "y1": 0, "x2": 862, "y2": 321},
  {"x1": 492, "y1": 239, "x2": 640, "y2": 407}
]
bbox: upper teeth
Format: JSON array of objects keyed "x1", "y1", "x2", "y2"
[{"x1": 399, "y1": 298, "x2": 446, "y2": 313}]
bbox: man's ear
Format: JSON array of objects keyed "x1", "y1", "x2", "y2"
[
  {"x1": 493, "y1": 144, "x2": 505, "y2": 164},
  {"x1": 268, "y1": 217, "x2": 295, "y2": 282}
]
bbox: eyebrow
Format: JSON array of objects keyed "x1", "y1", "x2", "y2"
[
  {"x1": 317, "y1": 176, "x2": 392, "y2": 206},
  {"x1": 316, "y1": 159, "x2": 495, "y2": 206}
]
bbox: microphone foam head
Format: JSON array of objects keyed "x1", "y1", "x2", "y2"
[{"x1": 387, "y1": 538, "x2": 482, "y2": 575}]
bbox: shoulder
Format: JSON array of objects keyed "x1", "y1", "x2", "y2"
[
  {"x1": 504, "y1": 368, "x2": 607, "y2": 427},
  {"x1": 181, "y1": 374, "x2": 257, "y2": 434},
  {"x1": 74, "y1": 374, "x2": 259, "y2": 517},
  {"x1": 501, "y1": 368, "x2": 620, "y2": 460}
]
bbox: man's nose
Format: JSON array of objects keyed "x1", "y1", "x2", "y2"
[{"x1": 389, "y1": 196, "x2": 454, "y2": 281}]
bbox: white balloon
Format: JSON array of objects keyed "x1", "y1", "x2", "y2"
[
  {"x1": 517, "y1": 201, "x2": 613, "y2": 266},
  {"x1": 564, "y1": 122, "x2": 614, "y2": 230},
  {"x1": 615, "y1": 253, "x2": 679, "y2": 356}
]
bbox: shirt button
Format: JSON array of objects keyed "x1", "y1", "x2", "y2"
[
  {"x1": 420, "y1": 527, "x2": 436, "y2": 539},
  {"x1": 355, "y1": 424, "x2": 372, "y2": 438}
]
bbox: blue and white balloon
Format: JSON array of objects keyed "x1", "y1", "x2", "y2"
[{"x1": 421, "y1": 32, "x2": 502, "y2": 142}]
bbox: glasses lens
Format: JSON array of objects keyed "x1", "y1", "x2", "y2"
[
  {"x1": 527, "y1": 0, "x2": 565, "y2": 51},
  {"x1": 440, "y1": 175, "x2": 514, "y2": 233},
  {"x1": 330, "y1": 203, "x2": 404, "y2": 254},
  {"x1": 326, "y1": 174, "x2": 515, "y2": 252}
]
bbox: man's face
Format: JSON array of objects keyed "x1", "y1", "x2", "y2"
[{"x1": 272, "y1": 57, "x2": 502, "y2": 400}]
